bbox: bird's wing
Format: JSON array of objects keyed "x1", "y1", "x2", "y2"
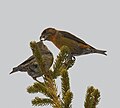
[
  {"x1": 18, "y1": 56, "x2": 35, "y2": 67},
  {"x1": 59, "y1": 31, "x2": 87, "y2": 45},
  {"x1": 10, "y1": 56, "x2": 35, "y2": 73}
]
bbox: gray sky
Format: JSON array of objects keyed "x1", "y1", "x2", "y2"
[{"x1": 0, "y1": 0, "x2": 119, "y2": 108}]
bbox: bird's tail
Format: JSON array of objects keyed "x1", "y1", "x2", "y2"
[
  {"x1": 10, "y1": 67, "x2": 19, "y2": 74},
  {"x1": 94, "y1": 49, "x2": 107, "y2": 56}
]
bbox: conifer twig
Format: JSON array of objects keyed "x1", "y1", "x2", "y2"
[
  {"x1": 61, "y1": 69, "x2": 70, "y2": 97},
  {"x1": 32, "y1": 97, "x2": 53, "y2": 106},
  {"x1": 52, "y1": 46, "x2": 75, "y2": 79},
  {"x1": 30, "y1": 41, "x2": 46, "y2": 75},
  {"x1": 84, "y1": 86, "x2": 100, "y2": 108},
  {"x1": 61, "y1": 69, "x2": 73, "y2": 108}
]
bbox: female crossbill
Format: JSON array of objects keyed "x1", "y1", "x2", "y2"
[{"x1": 10, "y1": 41, "x2": 54, "y2": 81}]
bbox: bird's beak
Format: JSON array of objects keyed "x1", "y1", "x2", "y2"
[
  {"x1": 9, "y1": 71, "x2": 14, "y2": 74},
  {"x1": 40, "y1": 35, "x2": 44, "y2": 41},
  {"x1": 40, "y1": 35, "x2": 47, "y2": 41}
]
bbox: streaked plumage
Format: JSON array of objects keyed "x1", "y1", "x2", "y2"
[{"x1": 10, "y1": 41, "x2": 53, "y2": 81}]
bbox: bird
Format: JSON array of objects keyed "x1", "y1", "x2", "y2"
[
  {"x1": 40, "y1": 28, "x2": 107, "y2": 58},
  {"x1": 10, "y1": 41, "x2": 54, "y2": 82}
]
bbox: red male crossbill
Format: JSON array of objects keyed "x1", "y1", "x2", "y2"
[
  {"x1": 10, "y1": 41, "x2": 53, "y2": 81},
  {"x1": 40, "y1": 28, "x2": 107, "y2": 57}
]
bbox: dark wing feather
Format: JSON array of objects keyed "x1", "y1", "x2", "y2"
[
  {"x1": 10, "y1": 56, "x2": 35, "y2": 74},
  {"x1": 59, "y1": 31, "x2": 87, "y2": 45},
  {"x1": 19, "y1": 56, "x2": 34, "y2": 66}
]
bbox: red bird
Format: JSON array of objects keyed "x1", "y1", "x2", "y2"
[{"x1": 40, "y1": 28, "x2": 107, "y2": 57}]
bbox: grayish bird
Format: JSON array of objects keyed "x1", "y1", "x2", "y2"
[{"x1": 10, "y1": 41, "x2": 54, "y2": 82}]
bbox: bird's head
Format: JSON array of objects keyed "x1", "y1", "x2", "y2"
[{"x1": 40, "y1": 28, "x2": 56, "y2": 41}]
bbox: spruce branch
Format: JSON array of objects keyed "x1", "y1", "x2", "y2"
[
  {"x1": 61, "y1": 69, "x2": 73, "y2": 108},
  {"x1": 61, "y1": 69, "x2": 70, "y2": 97},
  {"x1": 27, "y1": 77, "x2": 62, "y2": 108},
  {"x1": 44, "y1": 77, "x2": 62, "y2": 108},
  {"x1": 32, "y1": 97, "x2": 53, "y2": 106},
  {"x1": 52, "y1": 46, "x2": 75, "y2": 79},
  {"x1": 27, "y1": 82, "x2": 52, "y2": 98},
  {"x1": 84, "y1": 86, "x2": 100, "y2": 108},
  {"x1": 63, "y1": 90, "x2": 73, "y2": 108},
  {"x1": 30, "y1": 41, "x2": 46, "y2": 75},
  {"x1": 53, "y1": 46, "x2": 70, "y2": 78}
]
